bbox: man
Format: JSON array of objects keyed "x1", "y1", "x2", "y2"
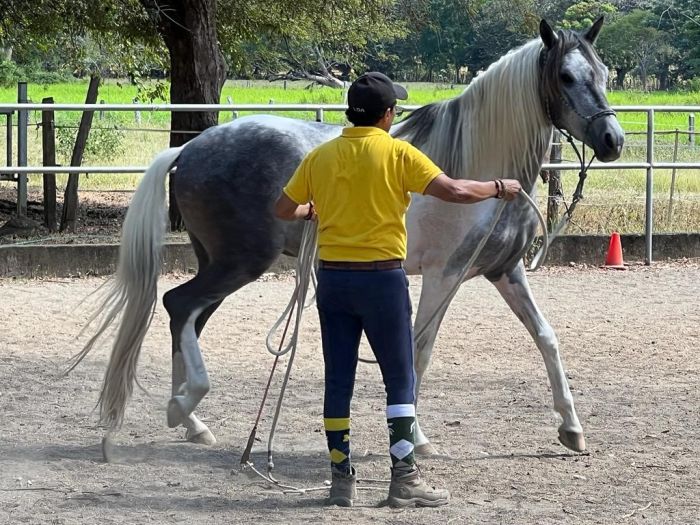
[{"x1": 275, "y1": 72, "x2": 521, "y2": 508}]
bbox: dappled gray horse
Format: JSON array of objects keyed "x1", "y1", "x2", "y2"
[{"x1": 73, "y1": 18, "x2": 623, "y2": 457}]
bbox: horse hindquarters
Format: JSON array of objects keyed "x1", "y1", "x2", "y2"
[{"x1": 163, "y1": 136, "x2": 291, "y2": 438}]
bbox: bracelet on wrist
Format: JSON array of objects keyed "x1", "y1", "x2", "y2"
[
  {"x1": 495, "y1": 179, "x2": 505, "y2": 199},
  {"x1": 303, "y1": 202, "x2": 314, "y2": 220}
]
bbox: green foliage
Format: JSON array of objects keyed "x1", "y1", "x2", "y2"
[
  {"x1": 230, "y1": 0, "x2": 406, "y2": 82},
  {"x1": 0, "y1": 59, "x2": 21, "y2": 86},
  {"x1": 560, "y1": 1, "x2": 617, "y2": 31},
  {"x1": 55, "y1": 120, "x2": 126, "y2": 164},
  {"x1": 2, "y1": 0, "x2": 700, "y2": 94},
  {"x1": 466, "y1": 0, "x2": 539, "y2": 73}
]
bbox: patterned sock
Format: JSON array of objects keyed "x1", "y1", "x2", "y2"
[
  {"x1": 387, "y1": 404, "x2": 417, "y2": 471},
  {"x1": 324, "y1": 417, "x2": 351, "y2": 474}
]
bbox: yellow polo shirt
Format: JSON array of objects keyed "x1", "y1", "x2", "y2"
[{"x1": 283, "y1": 126, "x2": 442, "y2": 261}]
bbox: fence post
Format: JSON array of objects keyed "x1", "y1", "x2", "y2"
[
  {"x1": 6, "y1": 112, "x2": 12, "y2": 174},
  {"x1": 133, "y1": 98, "x2": 141, "y2": 125},
  {"x1": 41, "y1": 97, "x2": 57, "y2": 232},
  {"x1": 316, "y1": 108, "x2": 324, "y2": 123},
  {"x1": 17, "y1": 81, "x2": 28, "y2": 218},
  {"x1": 644, "y1": 109, "x2": 654, "y2": 266},
  {"x1": 226, "y1": 96, "x2": 238, "y2": 120},
  {"x1": 667, "y1": 128, "x2": 679, "y2": 222},
  {"x1": 546, "y1": 130, "x2": 562, "y2": 233},
  {"x1": 99, "y1": 99, "x2": 105, "y2": 120},
  {"x1": 689, "y1": 113, "x2": 695, "y2": 147}
]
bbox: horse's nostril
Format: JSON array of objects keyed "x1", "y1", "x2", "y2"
[{"x1": 604, "y1": 132, "x2": 615, "y2": 149}]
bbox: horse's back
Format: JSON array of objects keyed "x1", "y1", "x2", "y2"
[
  {"x1": 175, "y1": 115, "x2": 340, "y2": 192},
  {"x1": 171, "y1": 115, "x2": 340, "y2": 267}
]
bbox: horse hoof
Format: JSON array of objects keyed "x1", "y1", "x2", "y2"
[
  {"x1": 415, "y1": 442, "x2": 438, "y2": 456},
  {"x1": 167, "y1": 398, "x2": 186, "y2": 428},
  {"x1": 186, "y1": 428, "x2": 217, "y2": 445},
  {"x1": 102, "y1": 434, "x2": 116, "y2": 463},
  {"x1": 558, "y1": 429, "x2": 586, "y2": 452}
]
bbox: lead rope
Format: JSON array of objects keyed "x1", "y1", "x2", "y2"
[
  {"x1": 529, "y1": 127, "x2": 596, "y2": 270},
  {"x1": 240, "y1": 220, "x2": 322, "y2": 493},
  {"x1": 240, "y1": 222, "x2": 390, "y2": 495}
]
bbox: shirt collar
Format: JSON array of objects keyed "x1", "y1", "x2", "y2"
[{"x1": 341, "y1": 126, "x2": 389, "y2": 138}]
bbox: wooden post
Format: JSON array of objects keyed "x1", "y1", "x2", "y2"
[
  {"x1": 59, "y1": 74, "x2": 100, "y2": 233},
  {"x1": 668, "y1": 128, "x2": 680, "y2": 221},
  {"x1": 41, "y1": 97, "x2": 57, "y2": 232},
  {"x1": 17, "y1": 82, "x2": 28, "y2": 218},
  {"x1": 546, "y1": 130, "x2": 563, "y2": 232}
]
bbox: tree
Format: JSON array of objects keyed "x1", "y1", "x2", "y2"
[
  {"x1": 560, "y1": 0, "x2": 617, "y2": 31},
  {"x1": 655, "y1": 0, "x2": 700, "y2": 79},
  {"x1": 242, "y1": 1, "x2": 406, "y2": 86},
  {"x1": 466, "y1": 0, "x2": 539, "y2": 74},
  {"x1": 597, "y1": 9, "x2": 675, "y2": 89},
  {"x1": 1, "y1": 0, "x2": 403, "y2": 229}
]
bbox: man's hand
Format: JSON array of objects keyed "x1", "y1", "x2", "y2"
[{"x1": 499, "y1": 179, "x2": 522, "y2": 201}]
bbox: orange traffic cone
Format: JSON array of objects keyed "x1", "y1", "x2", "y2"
[{"x1": 603, "y1": 232, "x2": 626, "y2": 269}]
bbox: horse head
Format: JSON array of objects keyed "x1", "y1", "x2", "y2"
[{"x1": 539, "y1": 17, "x2": 624, "y2": 162}]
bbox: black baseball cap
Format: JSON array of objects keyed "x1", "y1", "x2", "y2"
[{"x1": 347, "y1": 72, "x2": 408, "y2": 115}]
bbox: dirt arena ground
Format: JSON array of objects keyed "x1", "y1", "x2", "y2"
[{"x1": 1, "y1": 262, "x2": 699, "y2": 524}]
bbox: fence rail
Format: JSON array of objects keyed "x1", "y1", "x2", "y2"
[{"x1": 1, "y1": 102, "x2": 700, "y2": 265}]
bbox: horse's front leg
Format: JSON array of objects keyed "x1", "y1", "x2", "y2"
[
  {"x1": 412, "y1": 268, "x2": 464, "y2": 456},
  {"x1": 490, "y1": 261, "x2": 585, "y2": 452}
]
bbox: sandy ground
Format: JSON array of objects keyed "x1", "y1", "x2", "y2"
[{"x1": 1, "y1": 262, "x2": 699, "y2": 524}]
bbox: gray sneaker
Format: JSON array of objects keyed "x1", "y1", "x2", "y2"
[
  {"x1": 328, "y1": 466, "x2": 357, "y2": 507},
  {"x1": 388, "y1": 467, "x2": 450, "y2": 508}
]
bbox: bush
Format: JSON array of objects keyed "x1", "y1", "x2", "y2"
[
  {"x1": 55, "y1": 120, "x2": 127, "y2": 164},
  {"x1": 28, "y1": 69, "x2": 72, "y2": 85},
  {"x1": 0, "y1": 59, "x2": 23, "y2": 87},
  {"x1": 685, "y1": 77, "x2": 700, "y2": 92}
]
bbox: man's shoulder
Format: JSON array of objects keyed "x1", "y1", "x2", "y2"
[{"x1": 389, "y1": 135, "x2": 426, "y2": 157}]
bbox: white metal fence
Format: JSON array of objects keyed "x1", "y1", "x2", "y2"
[{"x1": 1, "y1": 102, "x2": 700, "y2": 265}]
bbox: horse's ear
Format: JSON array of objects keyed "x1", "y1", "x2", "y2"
[
  {"x1": 583, "y1": 16, "x2": 605, "y2": 45},
  {"x1": 539, "y1": 19, "x2": 558, "y2": 50}
]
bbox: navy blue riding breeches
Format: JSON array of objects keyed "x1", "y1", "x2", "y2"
[{"x1": 316, "y1": 266, "x2": 416, "y2": 419}]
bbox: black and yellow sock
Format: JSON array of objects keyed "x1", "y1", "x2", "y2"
[{"x1": 324, "y1": 417, "x2": 351, "y2": 474}]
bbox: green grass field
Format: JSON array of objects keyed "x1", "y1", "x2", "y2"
[{"x1": 1, "y1": 80, "x2": 699, "y2": 234}]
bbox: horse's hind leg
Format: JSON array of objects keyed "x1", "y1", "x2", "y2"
[
  {"x1": 490, "y1": 261, "x2": 585, "y2": 452},
  {"x1": 163, "y1": 264, "x2": 253, "y2": 439},
  {"x1": 172, "y1": 349, "x2": 216, "y2": 444}
]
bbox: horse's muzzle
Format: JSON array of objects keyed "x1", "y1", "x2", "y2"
[{"x1": 590, "y1": 115, "x2": 625, "y2": 162}]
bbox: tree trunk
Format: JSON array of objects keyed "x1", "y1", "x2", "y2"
[
  {"x1": 615, "y1": 68, "x2": 628, "y2": 89},
  {"x1": 59, "y1": 75, "x2": 100, "y2": 233},
  {"x1": 140, "y1": 0, "x2": 227, "y2": 231}
]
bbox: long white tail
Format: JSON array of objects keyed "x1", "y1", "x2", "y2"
[{"x1": 67, "y1": 145, "x2": 185, "y2": 430}]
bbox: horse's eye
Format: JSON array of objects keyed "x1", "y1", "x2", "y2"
[{"x1": 560, "y1": 72, "x2": 575, "y2": 84}]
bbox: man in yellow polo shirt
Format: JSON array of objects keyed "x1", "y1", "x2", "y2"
[{"x1": 275, "y1": 72, "x2": 521, "y2": 508}]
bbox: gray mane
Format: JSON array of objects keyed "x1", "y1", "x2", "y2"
[{"x1": 392, "y1": 29, "x2": 607, "y2": 188}]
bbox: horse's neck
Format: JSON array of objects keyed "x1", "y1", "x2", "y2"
[{"x1": 408, "y1": 40, "x2": 552, "y2": 189}]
